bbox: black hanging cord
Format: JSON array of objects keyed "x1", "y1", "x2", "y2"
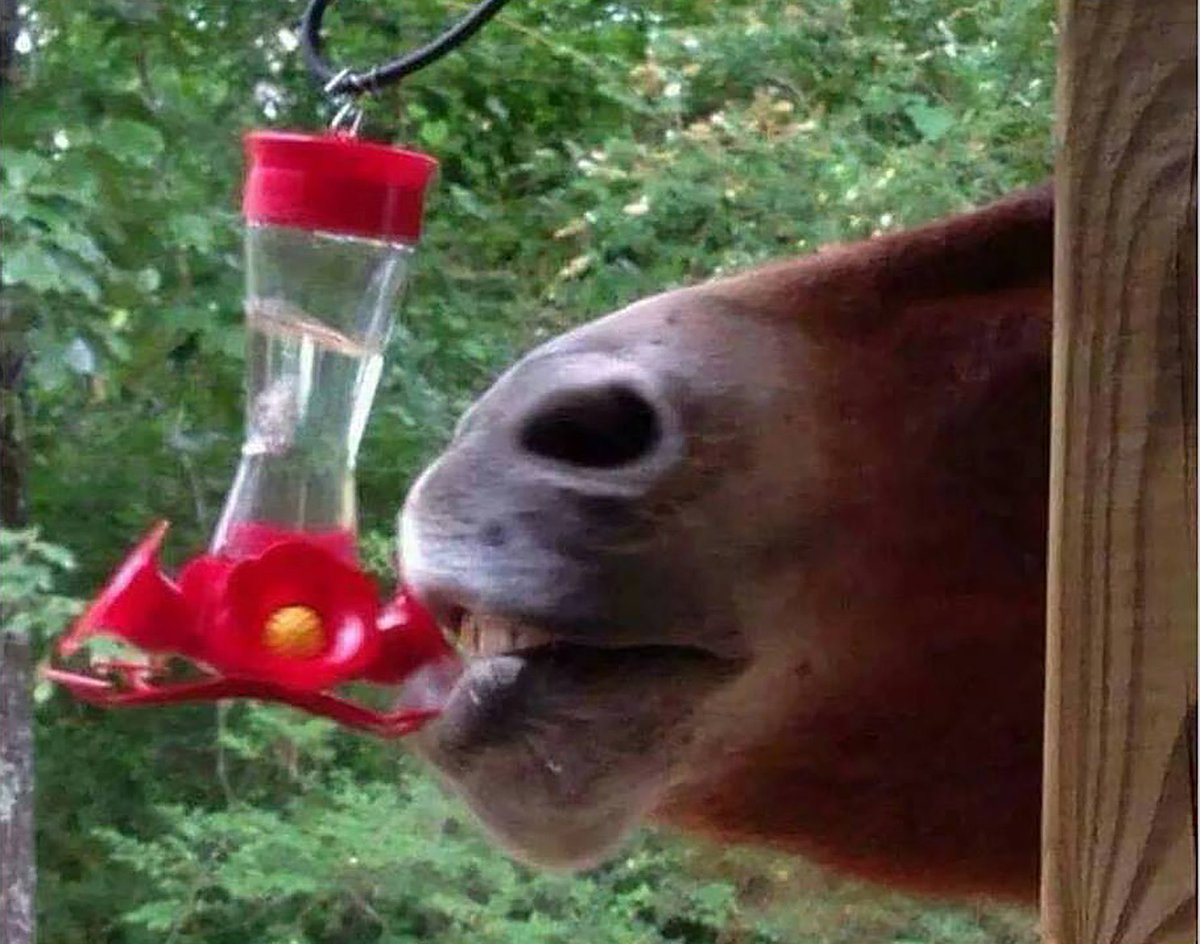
[{"x1": 300, "y1": 0, "x2": 515, "y2": 97}]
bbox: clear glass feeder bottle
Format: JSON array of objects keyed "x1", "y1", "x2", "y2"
[{"x1": 212, "y1": 132, "x2": 437, "y2": 560}]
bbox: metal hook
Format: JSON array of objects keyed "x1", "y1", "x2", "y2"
[
  {"x1": 323, "y1": 66, "x2": 366, "y2": 135},
  {"x1": 301, "y1": 0, "x2": 514, "y2": 98},
  {"x1": 322, "y1": 66, "x2": 355, "y2": 97},
  {"x1": 330, "y1": 99, "x2": 365, "y2": 136},
  {"x1": 352, "y1": 67, "x2": 383, "y2": 97}
]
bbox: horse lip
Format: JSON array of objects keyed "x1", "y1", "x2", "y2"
[{"x1": 424, "y1": 642, "x2": 739, "y2": 761}]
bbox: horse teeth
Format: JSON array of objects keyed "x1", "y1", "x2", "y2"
[
  {"x1": 450, "y1": 613, "x2": 557, "y2": 657},
  {"x1": 440, "y1": 617, "x2": 463, "y2": 649}
]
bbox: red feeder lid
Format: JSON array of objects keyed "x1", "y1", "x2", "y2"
[{"x1": 242, "y1": 131, "x2": 438, "y2": 243}]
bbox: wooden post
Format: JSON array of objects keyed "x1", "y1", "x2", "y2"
[{"x1": 1042, "y1": 1, "x2": 1197, "y2": 943}]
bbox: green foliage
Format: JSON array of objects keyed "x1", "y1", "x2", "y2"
[
  {"x1": 0, "y1": 528, "x2": 81, "y2": 644},
  {"x1": 9, "y1": 0, "x2": 1052, "y2": 941},
  {"x1": 100, "y1": 773, "x2": 731, "y2": 944},
  {"x1": 98, "y1": 771, "x2": 1035, "y2": 944}
]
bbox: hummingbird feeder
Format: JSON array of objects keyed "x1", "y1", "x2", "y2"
[{"x1": 44, "y1": 131, "x2": 461, "y2": 737}]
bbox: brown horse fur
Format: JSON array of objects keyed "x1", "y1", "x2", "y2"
[{"x1": 658, "y1": 184, "x2": 1053, "y2": 898}]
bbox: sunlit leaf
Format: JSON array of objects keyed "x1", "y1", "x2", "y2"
[{"x1": 2, "y1": 241, "x2": 62, "y2": 293}]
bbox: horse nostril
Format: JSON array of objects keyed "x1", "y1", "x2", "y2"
[{"x1": 518, "y1": 383, "x2": 662, "y2": 470}]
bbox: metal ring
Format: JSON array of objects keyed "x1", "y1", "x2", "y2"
[{"x1": 300, "y1": 0, "x2": 516, "y2": 97}]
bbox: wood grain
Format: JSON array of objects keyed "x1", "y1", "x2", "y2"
[{"x1": 1042, "y1": 1, "x2": 1197, "y2": 942}]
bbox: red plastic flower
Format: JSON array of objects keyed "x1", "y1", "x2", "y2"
[
  {"x1": 203, "y1": 538, "x2": 383, "y2": 691},
  {"x1": 46, "y1": 521, "x2": 458, "y2": 738}
]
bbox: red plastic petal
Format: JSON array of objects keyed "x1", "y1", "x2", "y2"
[
  {"x1": 209, "y1": 539, "x2": 382, "y2": 691},
  {"x1": 177, "y1": 554, "x2": 235, "y2": 617},
  {"x1": 57, "y1": 522, "x2": 202, "y2": 659},
  {"x1": 364, "y1": 588, "x2": 459, "y2": 684}
]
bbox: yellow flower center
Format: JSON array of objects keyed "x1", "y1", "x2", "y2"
[{"x1": 263, "y1": 605, "x2": 326, "y2": 659}]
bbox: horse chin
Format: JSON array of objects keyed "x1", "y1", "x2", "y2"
[{"x1": 408, "y1": 618, "x2": 739, "y2": 870}]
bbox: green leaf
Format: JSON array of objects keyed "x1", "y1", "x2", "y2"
[
  {"x1": 3, "y1": 242, "x2": 63, "y2": 293},
  {"x1": 449, "y1": 184, "x2": 492, "y2": 220},
  {"x1": 34, "y1": 540, "x2": 77, "y2": 571},
  {"x1": 29, "y1": 158, "x2": 101, "y2": 203},
  {"x1": 906, "y1": 102, "x2": 956, "y2": 142},
  {"x1": 49, "y1": 226, "x2": 107, "y2": 266},
  {"x1": 0, "y1": 191, "x2": 33, "y2": 222},
  {"x1": 168, "y1": 213, "x2": 215, "y2": 252},
  {"x1": 98, "y1": 118, "x2": 165, "y2": 166},
  {"x1": 57, "y1": 255, "x2": 103, "y2": 303},
  {"x1": 123, "y1": 901, "x2": 183, "y2": 933},
  {"x1": 419, "y1": 119, "x2": 450, "y2": 148},
  {"x1": 0, "y1": 148, "x2": 51, "y2": 189}
]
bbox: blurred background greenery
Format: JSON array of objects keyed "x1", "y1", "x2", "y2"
[{"x1": 3, "y1": 1, "x2": 1053, "y2": 940}]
